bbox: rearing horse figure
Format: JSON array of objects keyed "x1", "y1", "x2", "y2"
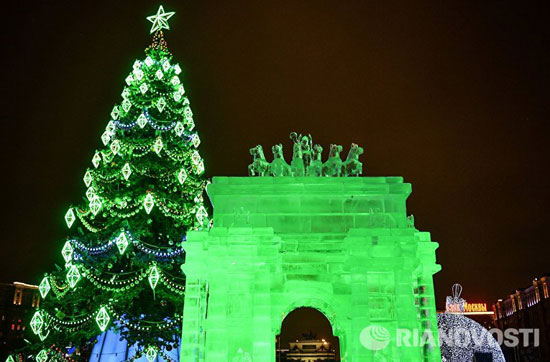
[
  {"x1": 307, "y1": 144, "x2": 323, "y2": 176},
  {"x1": 323, "y1": 144, "x2": 344, "y2": 177},
  {"x1": 343, "y1": 143, "x2": 364, "y2": 176},
  {"x1": 248, "y1": 145, "x2": 270, "y2": 176},
  {"x1": 270, "y1": 144, "x2": 292, "y2": 176}
]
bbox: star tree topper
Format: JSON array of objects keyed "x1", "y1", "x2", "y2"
[{"x1": 147, "y1": 5, "x2": 175, "y2": 34}]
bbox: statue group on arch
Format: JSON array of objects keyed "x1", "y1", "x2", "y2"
[{"x1": 248, "y1": 132, "x2": 364, "y2": 177}]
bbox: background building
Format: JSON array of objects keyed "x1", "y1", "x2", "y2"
[
  {"x1": 0, "y1": 282, "x2": 40, "y2": 359},
  {"x1": 492, "y1": 276, "x2": 550, "y2": 362},
  {"x1": 280, "y1": 338, "x2": 337, "y2": 362}
]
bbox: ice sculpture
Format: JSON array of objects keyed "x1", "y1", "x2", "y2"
[
  {"x1": 248, "y1": 132, "x2": 364, "y2": 177},
  {"x1": 307, "y1": 144, "x2": 324, "y2": 176},
  {"x1": 248, "y1": 145, "x2": 270, "y2": 176},
  {"x1": 180, "y1": 176, "x2": 442, "y2": 361},
  {"x1": 343, "y1": 143, "x2": 364, "y2": 177},
  {"x1": 269, "y1": 144, "x2": 291, "y2": 176}
]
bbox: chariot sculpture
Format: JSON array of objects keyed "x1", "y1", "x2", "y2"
[{"x1": 248, "y1": 132, "x2": 364, "y2": 177}]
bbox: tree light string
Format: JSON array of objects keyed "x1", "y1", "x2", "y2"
[
  {"x1": 82, "y1": 264, "x2": 185, "y2": 293},
  {"x1": 74, "y1": 197, "x2": 186, "y2": 224},
  {"x1": 71, "y1": 190, "x2": 206, "y2": 228},
  {"x1": 68, "y1": 230, "x2": 186, "y2": 257},
  {"x1": 50, "y1": 261, "x2": 186, "y2": 296},
  {"x1": 39, "y1": 299, "x2": 183, "y2": 334}
]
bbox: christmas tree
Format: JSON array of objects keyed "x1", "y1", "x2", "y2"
[{"x1": 27, "y1": 6, "x2": 208, "y2": 360}]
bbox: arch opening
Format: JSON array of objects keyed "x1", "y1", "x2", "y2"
[{"x1": 276, "y1": 307, "x2": 340, "y2": 362}]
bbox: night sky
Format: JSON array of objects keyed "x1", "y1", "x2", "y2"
[{"x1": 3, "y1": 1, "x2": 549, "y2": 312}]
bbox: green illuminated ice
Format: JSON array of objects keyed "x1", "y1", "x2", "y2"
[{"x1": 181, "y1": 176, "x2": 441, "y2": 361}]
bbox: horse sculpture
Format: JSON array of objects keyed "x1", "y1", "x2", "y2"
[
  {"x1": 307, "y1": 144, "x2": 323, "y2": 176},
  {"x1": 248, "y1": 145, "x2": 270, "y2": 176},
  {"x1": 323, "y1": 144, "x2": 344, "y2": 177},
  {"x1": 270, "y1": 144, "x2": 291, "y2": 176},
  {"x1": 247, "y1": 133, "x2": 364, "y2": 177},
  {"x1": 343, "y1": 143, "x2": 364, "y2": 176}
]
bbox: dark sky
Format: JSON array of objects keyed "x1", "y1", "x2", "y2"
[{"x1": 2, "y1": 1, "x2": 549, "y2": 310}]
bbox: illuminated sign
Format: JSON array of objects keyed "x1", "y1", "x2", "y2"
[
  {"x1": 444, "y1": 284, "x2": 492, "y2": 315},
  {"x1": 447, "y1": 302, "x2": 488, "y2": 313},
  {"x1": 464, "y1": 302, "x2": 488, "y2": 313}
]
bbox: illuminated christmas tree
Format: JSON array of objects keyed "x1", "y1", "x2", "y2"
[{"x1": 27, "y1": 6, "x2": 208, "y2": 360}]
